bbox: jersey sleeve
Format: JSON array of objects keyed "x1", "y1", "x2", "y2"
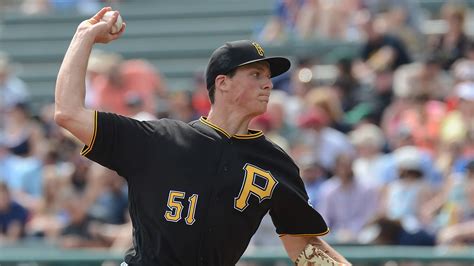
[
  {"x1": 269, "y1": 169, "x2": 329, "y2": 236},
  {"x1": 80, "y1": 111, "x2": 160, "y2": 178}
]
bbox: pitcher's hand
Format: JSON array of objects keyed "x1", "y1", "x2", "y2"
[{"x1": 77, "y1": 7, "x2": 126, "y2": 44}]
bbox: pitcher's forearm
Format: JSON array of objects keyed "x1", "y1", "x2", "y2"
[{"x1": 55, "y1": 28, "x2": 95, "y2": 117}]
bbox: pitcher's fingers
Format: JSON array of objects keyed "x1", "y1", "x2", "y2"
[
  {"x1": 91, "y1": 7, "x2": 112, "y2": 22},
  {"x1": 110, "y1": 23, "x2": 126, "y2": 40},
  {"x1": 115, "y1": 22, "x2": 126, "y2": 35},
  {"x1": 105, "y1": 11, "x2": 120, "y2": 28},
  {"x1": 87, "y1": 18, "x2": 98, "y2": 25}
]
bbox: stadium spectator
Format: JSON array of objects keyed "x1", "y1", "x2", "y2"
[
  {"x1": 48, "y1": 0, "x2": 102, "y2": 15},
  {"x1": 86, "y1": 50, "x2": 114, "y2": 108},
  {"x1": 361, "y1": 216, "x2": 435, "y2": 246},
  {"x1": 428, "y1": 3, "x2": 471, "y2": 70},
  {"x1": 85, "y1": 168, "x2": 128, "y2": 225},
  {"x1": 363, "y1": 0, "x2": 423, "y2": 34},
  {"x1": 393, "y1": 53, "x2": 453, "y2": 101},
  {"x1": 284, "y1": 59, "x2": 315, "y2": 124},
  {"x1": 0, "y1": 141, "x2": 43, "y2": 212},
  {"x1": 126, "y1": 92, "x2": 157, "y2": 121},
  {"x1": 88, "y1": 219, "x2": 133, "y2": 251},
  {"x1": 440, "y1": 82, "x2": 474, "y2": 157},
  {"x1": 332, "y1": 57, "x2": 373, "y2": 114},
  {"x1": 20, "y1": 0, "x2": 50, "y2": 14},
  {"x1": 318, "y1": 152, "x2": 378, "y2": 243},
  {"x1": 0, "y1": 0, "x2": 25, "y2": 13},
  {"x1": 381, "y1": 146, "x2": 435, "y2": 233},
  {"x1": 295, "y1": 106, "x2": 353, "y2": 172},
  {"x1": 438, "y1": 219, "x2": 474, "y2": 245},
  {"x1": 0, "y1": 52, "x2": 29, "y2": 128},
  {"x1": 191, "y1": 70, "x2": 211, "y2": 117},
  {"x1": 26, "y1": 162, "x2": 74, "y2": 239},
  {"x1": 349, "y1": 123, "x2": 387, "y2": 189},
  {"x1": 88, "y1": 52, "x2": 124, "y2": 113},
  {"x1": 393, "y1": 93, "x2": 446, "y2": 154},
  {"x1": 358, "y1": 13, "x2": 412, "y2": 75},
  {"x1": 298, "y1": 154, "x2": 327, "y2": 208},
  {"x1": 168, "y1": 90, "x2": 199, "y2": 123},
  {"x1": 305, "y1": 87, "x2": 349, "y2": 132},
  {"x1": 265, "y1": 91, "x2": 300, "y2": 145},
  {"x1": 258, "y1": 0, "x2": 304, "y2": 43},
  {"x1": 92, "y1": 56, "x2": 161, "y2": 117},
  {"x1": 59, "y1": 193, "x2": 107, "y2": 249},
  {"x1": 296, "y1": 0, "x2": 364, "y2": 41},
  {"x1": 2, "y1": 102, "x2": 46, "y2": 158},
  {"x1": 424, "y1": 160, "x2": 474, "y2": 236},
  {"x1": 380, "y1": 6, "x2": 423, "y2": 53},
  {"x1": 119, "y1": 59, "x2": 160, "y2": 116},
  {"x1": 250, "y1": 113, "x2": 290, "y2": 152},
  {"x1": 452, "y1": 40, "x2": 474, "y2": 83},
  {"x1": 354, "y1": 21, "x2": 408, "y2": 125},
  {"x1": 0, "y1": 182, "x2": 29, "y2": 243}
]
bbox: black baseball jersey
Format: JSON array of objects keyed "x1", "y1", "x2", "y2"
[{"x1": 81, "y1": 111, "x2": 328, "y2": 266}]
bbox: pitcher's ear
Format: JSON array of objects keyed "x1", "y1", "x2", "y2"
[{"x1": 215, "y1": 74, "x2": 230, "y2": 92}]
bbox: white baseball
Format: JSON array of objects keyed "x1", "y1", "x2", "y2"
[{"x1": 101, "y1": 10, "x2": 123, "y2": 34}]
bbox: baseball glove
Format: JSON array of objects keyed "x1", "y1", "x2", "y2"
[{"x1": 295, "y1": 243, "x2": 345, "y2": 266}]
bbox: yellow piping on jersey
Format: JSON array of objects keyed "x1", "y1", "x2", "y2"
[
  {"x1": 80, "y1": 111, "x2": 98, "y2": 156},
  {"x1": 278, "y1": 228, "x2": 330, "y2": 238},
  {"x1": 234, "y1": 131, "x2": 263, "y2": 139},
  {"x1": 199, "y1": 117, "x2": 231, "y2": 138},
  {"x1": 199, "y1": 117, "x2": 263, "y2": 139}
]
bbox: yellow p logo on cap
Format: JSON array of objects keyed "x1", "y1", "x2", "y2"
[{"x1": 252, "y1": 42, "x2": 265, "y2": 57}]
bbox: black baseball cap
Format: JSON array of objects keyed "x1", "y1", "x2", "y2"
[{"x1": 205, "y1": 40, "x2": 291, "y2": 90}]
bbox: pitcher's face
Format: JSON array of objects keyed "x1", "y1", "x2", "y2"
[{"x1": 226, "y1": 61, "x2": 273, "y2": 116}]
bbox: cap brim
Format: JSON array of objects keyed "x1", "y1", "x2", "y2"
[{"x1": 238, "y1": 56, "x2": 291, "y2": 78}]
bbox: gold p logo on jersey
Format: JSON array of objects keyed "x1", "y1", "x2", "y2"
[
  {"x1": 252, "y1": 42, "x2": 265, "y2": 57},
  {"x1": 234, "y1": 164, "x2": 278, "y2": 212}
]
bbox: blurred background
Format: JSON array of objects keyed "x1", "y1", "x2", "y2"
[{"x1": 1, "y1": 0, "x2": 474, "y2": 265}]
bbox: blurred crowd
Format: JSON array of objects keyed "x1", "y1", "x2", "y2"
[
  {"x1": 257, "y1": 0, "x2": 426, "y2": 44},
  {"x1": 0, "y1": 0, "x2": 121, "y2": 15},
  {"x1": 1, "y1": 0, "x2": 474, "y2": 257}
]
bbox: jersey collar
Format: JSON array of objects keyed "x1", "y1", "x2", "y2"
[{"x1": 199, "y1": 117, "x2": 263, "y2": 140}]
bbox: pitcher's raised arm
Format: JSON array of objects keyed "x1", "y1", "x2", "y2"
[{"x1": 54, "y1": 7, "x2": 126, "y2": 144}]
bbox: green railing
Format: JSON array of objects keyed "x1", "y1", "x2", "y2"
[{"x1": 1, "y1": 244, "x2": 474, "y2": 265}]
